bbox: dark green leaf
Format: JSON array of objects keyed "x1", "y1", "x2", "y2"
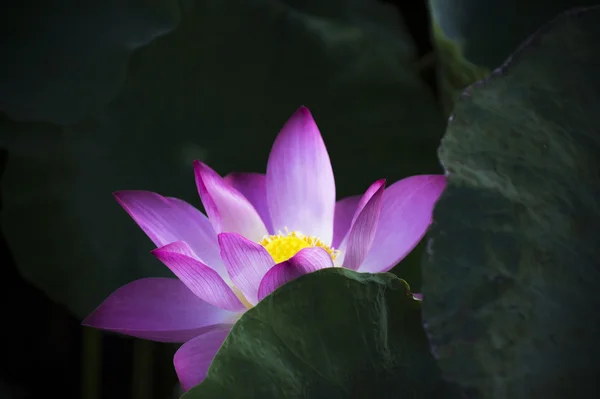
[
  {"x1": 185, "y1": 268, "x2": 459, "y2": 398},
  {"x1": 429, "y1": 0, "x2": 599, "y2": 67},
  {"x1": 275, "y1": 0, "x2": 410, "y2": 47},
  {"x1": 0, "y1": 0, "x2": 180, "y2": 124},
  {"x1": 423, "y1": 6, "x2": 600, "y2": 398},
  {"x1": 0, "y1": 0, "x2": 443, "y2": 317},
  {"x1": 430, "y1": 24, "x2": 490, "y2": 118}
]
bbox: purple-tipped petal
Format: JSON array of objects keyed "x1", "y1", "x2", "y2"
[
  {"x1": 352, "y1": 179, "x2": 386, "y2": 224},
  {"x1": 82, "y1": 278, "x2": 239, "y2": 343},
  {"x1": 218, "y1": 232, "x2": 275, "y2": 305},
  {"x1": 114, "y1": 191, "x2": 225, "y2": 278},
  {"x1": 257, "y1": 247, "x2": 333, "y2": 302},
  {"x1": 194, "y1": 161, "x2": 268, "y2": 242},
  {"x1": 332, "y1": 195, "x2": 360, "y2": 248},
  {"x1": 224, "y1": 172, "x2": 273, "y2": 234},
  {"x1": 342, "y1": 180, "x2": 386, "y2": 270},
  {"x1": 152, "y1": 242, "x2": 246, "y2": 312},
  {"x1": 413, "y1": 293, "x2": 423, "y2": 301},
  {"x1": 174, "y1": 326, "x2": 231, "y2": 391},
  {"x1": 266, "y1": 107, "x2": 335, "y2": 243},
  {"x1": 358, "y1": 175, "x2": 446, "y2": 273}
]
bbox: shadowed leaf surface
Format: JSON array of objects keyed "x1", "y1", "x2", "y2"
[
  {"x1": 0, "y1": 0, "x2": 180, "y2": 124},
  {"x1": 184, "y1": 268, "x2": 460, "y2": 398},
  {"x1": 429, "y1": 0, "x2": 599, "y2": 67},
  {"x1": 422, "y1": 6, "x2": 600, "y2": 398}
]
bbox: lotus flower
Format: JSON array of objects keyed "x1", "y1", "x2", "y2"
[{"x1": 83, "y1": 106, "x2": 446, "y2": 391}]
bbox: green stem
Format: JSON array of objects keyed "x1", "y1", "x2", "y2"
[
  {"x1": 81, "y1": 327, "x2": 102, "y2": 399},
  {"x1": 132, "y1": 339, "x2": 155, "y2": 399}
]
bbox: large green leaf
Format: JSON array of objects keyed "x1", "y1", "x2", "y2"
[
  {"x1": 184, "y1": 268, "x2": 459, "y2": 398},
  {"x1": 0, "y1": 0, "x2": 180, "y2": 124},
  {"x1": 423, "y1": 6, "x2": 600, "y2": 398},
  {"x1": 431, "y1": 24, "x2": 490, "y2": 117},
  {"x1": 0, "y1": 0, "x2": 444, "y2": 317},
  {"x1": 429, "y1": 0, "x2": 599, "y2": 67},
  {"x1": 274, "y1": 0, "x2": 409, "y2": 46}
]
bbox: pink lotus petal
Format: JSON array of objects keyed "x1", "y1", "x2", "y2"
[
  {"x1": 224, "y1": 172, "x2": 273, "y2": 234},
  {"x1": 82, "y1": 278, "x2": 239, "y2": 343},
  {"x1": 114, "y1": 191, "x2": 225, "y2": 278},
  {"x1": 194, "y1": 161, "x2": 268, "y2": 242},
  {"x1": 352, "y1": 179, "x2": 386, "y2": 224},
  {"x1": 413, "y1": 293, "x2": 423, "y2": 301},
  {"x1": 152, "y1": 242, "x2": 247, "y2": 312},
  {"x1": 257, "y1": 247, "x2": 333, "y2": 302},
  {"x1": 332, "y1": 195, "x2": 360, "y2": 248},
  {"x1": 174, "y1": 326, "x2": 231, "y2": 391},
  {"x1": 266, "y1": 107, "x2": 335, "y2": 243},
  {"x1": 358, "y1": 175, "x2": 446, "y2": 273},
  {"x1": 342, "y1": 180, "x2": 386, "y2": 270},
  {"x1": 218, "y1": 232, "x2": 275, "y2": 305}
]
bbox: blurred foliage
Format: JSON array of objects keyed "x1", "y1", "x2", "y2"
[
  {"x1": 0, "y1": 0, "x2": 444, "y2": 318},
  {"x1": 429, "y1": 24, "x2": 490, "y2": 117},
  {"x1": 423, "y1": 6, "x2": 600, "y2": 398},
  {"x1": 0, "y1": 0, "x2": 181, "y2": 124},
  {"x1": 428, "y1": 0, "x2": 600, "y2": 67}
]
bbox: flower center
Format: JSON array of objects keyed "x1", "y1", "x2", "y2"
[{"x1": 259, "y1": 230, "x2": 339, "y2": 264}]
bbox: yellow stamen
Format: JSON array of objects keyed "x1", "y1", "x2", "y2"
[{"x1": 259, "y1": 230, "x2": 339, "y2": 264}]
